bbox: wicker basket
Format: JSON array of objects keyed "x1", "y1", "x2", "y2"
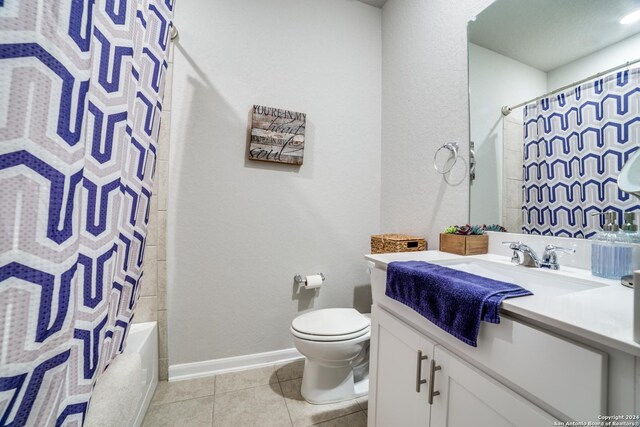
[{"x1": 371, "y1": 234, "x2": 427, "y2": 254}]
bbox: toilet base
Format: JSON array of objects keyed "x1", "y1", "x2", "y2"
[{"x1": 300, "y1": 359, "x2": 369, "y2": 404}]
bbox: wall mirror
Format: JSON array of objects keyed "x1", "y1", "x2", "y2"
[{"x1": 468, "y1": 0, "x2": 640, "y2": 238}]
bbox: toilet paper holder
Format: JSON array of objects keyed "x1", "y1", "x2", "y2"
[{"x1": 294, "y1": 273, "x2": 325, "y2": 285}]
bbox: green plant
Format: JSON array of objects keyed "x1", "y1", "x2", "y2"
[
  {"x1": 444, "y1": 225, "x2": 458, "y2": 234},
  {"x1": 483, "y1": 224, "x2": 508, "y2": 232},
  {"x1": 443, "y1": 224, "x2": 485, "y2": 235}
]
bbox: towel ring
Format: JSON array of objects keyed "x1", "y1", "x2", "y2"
[{"x1": 433, "y1": 142, "x2": 459, "y2": 174}]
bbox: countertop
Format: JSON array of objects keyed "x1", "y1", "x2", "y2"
[{"x1": 365, "y1": 250, "x2": 640, "y2": 357}]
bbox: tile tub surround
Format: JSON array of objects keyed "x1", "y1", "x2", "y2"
[
  {"x1": 142, "y1": 360, "x2": 368, "y2": 427},
  {"x1": 135, "y1": 44, "x2": 174, "y2": 381}
]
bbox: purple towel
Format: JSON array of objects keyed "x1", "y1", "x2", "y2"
[{"x1": 385, "y1": 261, "x2": 533, "y2": 347}]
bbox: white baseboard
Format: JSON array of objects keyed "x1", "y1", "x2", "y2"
[{"x1": 168, "y1": 348, "x2": 303, "y2": 382}]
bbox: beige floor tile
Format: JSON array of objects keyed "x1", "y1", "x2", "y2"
[
  {"x1": 310, "y1": 411, "x2": 367, "y2": 427},
  {"x1": 275, "y1": 359, "x2": 305, "y2": 382},
  {"x1": 356, "y1": 395, "x2": 368, "y2": 410},
  {"x1": 151, "y1": 376, "x2": 216, "y2": 405},
  {"x1": 213, "y1": 383, "x2": 291, "y2": 427},
  {"x1": 280, "y1": 379, "x2": 361, "y2": 427},
  {"x1": 143, "y1": 396, "x2": 213, "y2": 427},
  {"x1": 215, "y1": 365, "x2": 277, "y2": 394}
]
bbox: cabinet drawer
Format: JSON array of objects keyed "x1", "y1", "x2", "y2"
[{"x1": 465, "y1": 318, "x2": 606, "y2": 421}]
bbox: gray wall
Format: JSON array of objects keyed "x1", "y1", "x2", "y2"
[
  {"x1": 381, "y1": 0, "x2": 493, "y2": 245},
  {"x1": 168, "y1": 0, "x2": 382, "y2": 365}
]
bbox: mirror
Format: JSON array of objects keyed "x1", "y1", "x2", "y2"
[{"x1": 468, "y1": 0, "x2": 640, "y2": 237}]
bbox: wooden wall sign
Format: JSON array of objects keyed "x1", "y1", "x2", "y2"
[{"x1": 248, "y1": 105, "x2": 306, "y2": 165}]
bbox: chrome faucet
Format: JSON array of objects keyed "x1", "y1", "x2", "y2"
[
  {"x1": 503, "y1": 242, "x2": 541, "y2": 267},
  {"x1": 502, "y1": 242, "x2": 575, "y2": 270},
  {"x1": 540, "y1": 245, "x2": 576, "y2": 270}
]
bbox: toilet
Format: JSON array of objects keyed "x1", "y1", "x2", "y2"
[{"x1": 290, "y1": 308, "x2": 370, "y2": 404}]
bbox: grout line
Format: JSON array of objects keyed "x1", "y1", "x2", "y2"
[
  {"x1": 214, "y1": 380, "x2": 281, "y2": 397},
  {"x1": 150, "y1": 393, "x2": 216, "y2": 407},
  {"x1": 149, "y1": 392, "x2": 216, "y2": 409},
  {"x1": 306, "y1": 410, "x2": 365, "y2": 427},
  {"x1": 277, "y1": 376, "x2": 303, "y2": 384},
  {"x1": 280, "y1": 382, "x2": 295, "y2": 427},
  {"x1": 210, "y1": 392, "x2": 216, "y2": 427},
  {"x1": 271, "y1": 382, "x2": 293, "y2": 427}
]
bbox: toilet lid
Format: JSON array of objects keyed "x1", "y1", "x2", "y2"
[
  {"x1": 290, "y1": 326, "x2": 370, "y2": 342},
  {"x1": 291, "y1": 308, "x2": 370, "y2": 337}
]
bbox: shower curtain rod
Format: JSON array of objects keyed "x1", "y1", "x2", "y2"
[{"x1": 501, "y1": 57, "x2": 640, "y2": 116}]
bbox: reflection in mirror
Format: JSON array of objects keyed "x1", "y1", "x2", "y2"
[{"x1": 468, "y1": 0, "x2": 640, "y2": 238}]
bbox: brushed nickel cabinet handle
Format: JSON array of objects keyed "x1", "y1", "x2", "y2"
[
  {"x1": 415, "y1": 350, "x2": 429, "y2": 392},
  {"x1": 428, "y1": 359, "x2": 441, "y2": 404}
]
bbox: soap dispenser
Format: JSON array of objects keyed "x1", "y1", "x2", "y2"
[
  {"x1": 622, "y1": 211, "x2": 640, "y2": 243},
  {"x1": 590, "y1": 211, "x2": 633, "y2": 280},
  {"x1": 622, "y1": 211, "x2": 640, "y2": 287}
]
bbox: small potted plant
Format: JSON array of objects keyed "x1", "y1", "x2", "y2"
[{"x1": 439, "y1": 224, "x2": 491, "y2": 255}]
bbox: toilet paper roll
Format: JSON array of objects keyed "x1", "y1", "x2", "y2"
[{"x1": 304, "y1": 275, "x2": 323, "y2": 289}]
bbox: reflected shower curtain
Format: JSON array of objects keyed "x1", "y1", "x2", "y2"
[
  {"x1": 0, "y1": 1, "x2": 173, "y2": 425},
  {"x1": 522, "y1": 68, "x2": 640, "y2": 238}
]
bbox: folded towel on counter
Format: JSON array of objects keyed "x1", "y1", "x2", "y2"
[{"x1": 385, "y1": 261, "x2": 533, "y2": 346}]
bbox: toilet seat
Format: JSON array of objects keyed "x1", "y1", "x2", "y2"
[
  {"x1": 291, "y1": 308, "x2": 370, "y2": 342},
  {"x1": 291, "y1": 326, "x2": 370, "y2": 342}
]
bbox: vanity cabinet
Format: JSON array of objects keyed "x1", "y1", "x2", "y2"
[
  {"x1": 367, "y1": 262, "x2": 611, "y2": 426},
  {"x1": 368, "y1": 305, "x2": 434, "y2": 427},
  {"x1": 369, "y1": 306, "x2": 556, "y2": 427}
]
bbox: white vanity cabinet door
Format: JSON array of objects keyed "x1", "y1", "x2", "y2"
[
  {"x1": 369, "y1": 306, "x2": 434, "y2": 427},
  {"x1": 429, "y1": 346, "x2": 556, "y2": 427}
]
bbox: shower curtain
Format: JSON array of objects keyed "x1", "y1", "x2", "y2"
[
  {"x1": 0, "y1": 1, "x2": 173, "y2": 425},
  {"x1": 522, "y1": 68, "x2": 640, "y2": 238}
]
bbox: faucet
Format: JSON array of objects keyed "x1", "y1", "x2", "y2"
[
  {"x1": 503, "y1": 242, "x2": 542, "y2": 267},
  {"x1": 540, "y1": 245, "x2": 576, "y2": 270},
  {"x1": 502, "y1": 242, "x2": 575, "y2": 270}
]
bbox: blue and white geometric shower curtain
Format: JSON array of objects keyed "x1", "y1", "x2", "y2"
[
  {"x1": 0, "y1": 1, "x2": 173, "y2": 425},
  {"x1": 522, "y1": 68, "x2": 640, "y2": 238}
]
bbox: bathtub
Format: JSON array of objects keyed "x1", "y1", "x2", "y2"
[
  {"x1": 126, "y1": 322, "x2": 158, "y2": 426},
  {"x1": 85, "y1": 322, "x2": 158, "y2": 427}
]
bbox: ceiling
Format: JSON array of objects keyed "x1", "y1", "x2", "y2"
[
  {"x1": 357, "y1": 0, "x2": 387, "y2": 9},
  {"x1": 468, "y1": 0, "x2": 640, "y2": 71}
]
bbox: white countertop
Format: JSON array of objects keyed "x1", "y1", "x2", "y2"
[{"x1": 365, "y1": 250, "x2": 640, "y2": 357}]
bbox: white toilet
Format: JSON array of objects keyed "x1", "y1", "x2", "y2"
[{"x1": 290, "y1": 308, "x2": 370, "y2": 404}]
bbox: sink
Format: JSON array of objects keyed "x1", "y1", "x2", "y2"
[
  {"x1": 369, "y1": 255, "x2": 610, "y2": 311},
  {"x1": 430, "y1": 258, "x2": 607, "y2": 297}
]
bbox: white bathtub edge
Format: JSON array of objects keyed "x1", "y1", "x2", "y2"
[
  {"x1": 133, "y1": 358, "x2": 157, "y2": 427},
  {"x1": 168, "y1": 348, "x2": 302, "y2": 382},
  {"x1": 125, "y1": 321, "x2": 157, "y2": 354},
  {"x1": 129, "y1": 321, "x2": 158, "y2": 427}
]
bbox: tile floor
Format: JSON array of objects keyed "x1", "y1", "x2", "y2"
[{"x1": 143, "y1": 359, "x2": 368, "y2": 427}]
